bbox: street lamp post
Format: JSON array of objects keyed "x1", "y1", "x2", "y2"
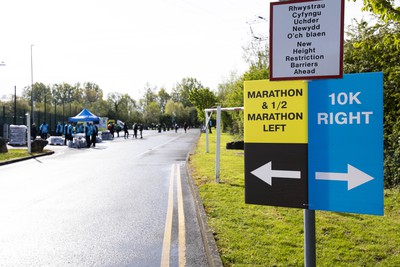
[
  {"x1": 26, "y1": 113, "x2": 31, "y2": 154},
  {"x1": 31, "y1": 44, "x2": 35, "y2": 124}
]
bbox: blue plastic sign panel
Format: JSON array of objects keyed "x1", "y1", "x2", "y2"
[{"x1": 308, "y1": 72, "x2": 383, "y2": 215}]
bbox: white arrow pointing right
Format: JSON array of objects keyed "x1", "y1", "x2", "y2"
[{"x1": 315, "y1": 164, "x2": 374, "y2": 190}]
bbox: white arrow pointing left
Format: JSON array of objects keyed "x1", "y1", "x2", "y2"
[
  {"x1": 251, "y1": 161, "x2": 301, "y2": 186},
  {"x1": 315, "y1": 164, "x2": 374, "y2": 190}
]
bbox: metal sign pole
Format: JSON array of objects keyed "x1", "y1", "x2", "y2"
[
  {"x1": 304, "y1": 209, "x2": 316, "y2": 267},
  {"x1": 215, "y1": 106, "x2": 221, "y2": 183},
  {"x1": 205, "y1": 110, "x2": 209, "y2": 153},
  {"x1": 26, "y1": 113, "x2": 31, "y2": 154}
]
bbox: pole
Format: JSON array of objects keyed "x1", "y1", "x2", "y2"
[
  {"x1": 54, "y1": 99, "x2": 57, "y2": 128},
  {"x1": 273, "y1": 1, "x2": 316, "y2": 263},
  {"x1": 215, "y1": 106, "x2": 221, "y2": 183},
  {"x1": 44, "y1": 95, "x2": 47, "y2": 123},
  {"x1": 205, "y1": 110, "x2": 209, "y2": 153},
  {"x1": 304, "y1": 209, "x2": 316, "y2": 267},
  {"x1": 30, "y1": 44, "x2": 34, "y2": 123},
  {"x1": 26, "y1": 113, "x2": 31, "y2": 154},
  {"x1": 13, "y1": 86, "x2": 17, "y2": 125}
]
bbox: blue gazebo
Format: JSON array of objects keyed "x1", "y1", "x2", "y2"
[{"x1": 68, "y1": 109, "x2": 100, "y2": 123}]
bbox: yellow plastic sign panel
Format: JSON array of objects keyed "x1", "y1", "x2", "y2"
[{"x1": 244, "y1": 80, "x2": 307, "y2": 143}]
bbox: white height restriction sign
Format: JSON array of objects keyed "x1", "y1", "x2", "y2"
[{"x1": 270, "y1": 0, "x2": 344, "y2": 81}]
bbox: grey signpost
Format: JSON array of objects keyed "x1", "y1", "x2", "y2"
[
  {"x1": 270, "y1": 0, "x2": 344, "y2": 264},
  {"x1": 245, "y1": 1, "x2": 384, "y2": 266},
  {"x1": 251, "y1": 0, "x2": 345, "y2": 266}
]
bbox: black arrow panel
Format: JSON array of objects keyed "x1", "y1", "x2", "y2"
[{"x1": 245, "y1": 143, "x2": 308, "y2": 209}]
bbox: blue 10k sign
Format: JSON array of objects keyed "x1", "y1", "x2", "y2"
[{"x1": 308, "y1": 72, "x2": 383, "y2": 215}]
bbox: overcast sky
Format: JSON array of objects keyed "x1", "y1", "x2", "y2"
[{"x1": 0, "y1": 0, "x2": 368, "y2": 101}]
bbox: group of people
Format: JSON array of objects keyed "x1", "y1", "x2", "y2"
[
  {"x1": 122, "y1": 122, "x2": 143, "y2": 139},
  {"x1": 57, "y1": 121, "x2": 98, "y2": 148},
  {"x1": 55, "y1": 122, "x2": 74, "y2": 145},
  {"x1": 84, "y1": 122, "x2": 98, "y2": 148},
  {"x1": 31, "y1": 121, "x2": 99, "y2": 148},
  {"x1": 173, "y1": 122, "x2": 189, "y2": 133},
  {"x1": 30, "y1": 121, "x2": 52, "y2": 140},
  {"x1": 30, "y1": 120, "x2": 192, "y2": 149},
  {"x1": 39, "y1": 121, "x2": 49, "y2": 139}
]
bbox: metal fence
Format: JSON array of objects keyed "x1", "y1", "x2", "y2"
[{"x1": 1, "y1": 105, "x2": 70, "y2": 138}]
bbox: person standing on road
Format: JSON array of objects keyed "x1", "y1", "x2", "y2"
[
  {"x1": 184, "y1": 122, "x2": 188, "y2": 133},
  {"x1": 133, "y1": 123, "x2": 138, "y2": 139},
  {"x1": 39, "y1": 121, "x2": 49, "y2": 139},
  {"x1": 108, "y1": 123, "x2": 115, "y2": 138},
  {"x1": 67, "y1": 122, "x2": 74, "y2": 146},
  {"x1": 56, "y1": 122, "x2": 63, "y2": 136},
  {"x1": 91, "y1": 123, "x2": 98, "y2": 147},
  {"x1": 85, "y1": 122, "x2": 92, "y2": 148},
  {"x1": 115, "y1": 123, "x2": 121, "y2": 137},
  {"x1": 123, "y1": 123, "x2": 129, "y2": 139},
  {"x1": 138, "y1": 124, "x2": 143, "y2": 139},
  {"x1": 31, "y1": 123, "x2": 37, "y2": 140},
  {"x1": 63, "y1": 122, "x2": 69, "y2": 145}
]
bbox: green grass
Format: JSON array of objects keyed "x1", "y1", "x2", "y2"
[
  {"x1": 189, "y1": 132, "x2": 400, "y2": 267},
  {"x1": 0, "y1": 149, "x2": 48, "y2": 162}
]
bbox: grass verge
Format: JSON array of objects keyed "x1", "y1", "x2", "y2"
[
  {"x1": 0, "y1": 148, "x2": 50, "y2": 163},
  {"x1": 189, "y1": 132, "x2": 400, "y2": 267}
]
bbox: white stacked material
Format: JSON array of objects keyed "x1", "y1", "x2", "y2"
[
  {"x1": 48, "y1": 136, "x2": 64, "y2": 145},
  {"x1": 9, "y1": 125, "x2": 27, "y2": 145},
  {"x1": 101, "y1": 131, "x2": 113, "y2": 140},
  {"x1": 70, "y1": 133, "x2": 86, "y2": 149},
  {"x1": 95, "y1": 135, "x2": 102, "y2": 143},
  {"x1": 67, "y1": 133, "x2": 101, "y2": 148}
]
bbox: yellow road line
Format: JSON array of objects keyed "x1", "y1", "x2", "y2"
[
  {"x1": 177, "y1": 164, "x2": 186, "y2": 267},
  {"x1": 161, "y1": 165, "x2": 175, "y2": 267},
  {"x1": 161, "y1": 164, "x2": 186, "y2": 267}
]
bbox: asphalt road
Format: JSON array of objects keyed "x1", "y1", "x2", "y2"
[{"x1": 0, "y1": 129, "x2": 209, "y2": 266}]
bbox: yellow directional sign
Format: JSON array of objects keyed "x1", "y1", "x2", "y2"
[{"x1": 244, "y1": 80, "x2": 308, "y2": 144}]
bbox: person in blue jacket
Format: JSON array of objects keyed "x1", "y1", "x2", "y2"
[
  {"x1": 67, "y1": 122, "x2": 74, "y2": 140},
  {"x1": 39, "y1": 121, "x2": 49, "y2": 139},
  {"x1": 55, "y1": 122, "x2": 63, "y2": 136},
  {"x1": 91, "y1": 123, "x2": 98, "y2": 147},
  {"x1": 64, "y1": 122, "x2": 73, "y2": 145},
  {"x1": 63, "y1": 122, "x2": 69, "y2": 145},
  {"x1": 85, "y1": 122, "x2": 92, "y2": 148}
]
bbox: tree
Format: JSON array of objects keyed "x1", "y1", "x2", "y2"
[
  {"x1": 165, "y1": 99, "x2": 189, "y2": 125},
  {"x1": 189, "y1": 87, "x2": 218, "y2": 123},
  {"x1": 22, "y1": 82, "x2": 51, "y2": 105},
  {"x1": 107, "y1": 92, "x2": 137, "y2": 123},
  {"x1": 358, "y1": 0, "x2": 400, "y2": 22},
  {"x1": 171, "y1": 77, "x2": 203, "y2": 107},
  {"x1": 83, "y1": 82, "x2": 103, "y2": 105},
  {"x1": 143, "y1": 102, "x2": 162, "y2": 125},
  {"x1": 72, "y1": 82, "x2": 84, "y2": 104},
  {"x1": 343, "y1": 19, "x2": 400, "y2": 187},
  {"x1": 52, "y1": 83, "x2": 75, "y2": 109},
  {"x1": 107, "y1": 92, "x2": 124, "y2": 118},
  {"x1": 216, "y1": 33, "x2": 270, "y2": 136},
  {"x1": 218, "y1": 72, "x2": 245, "y2": 135},
  {"x1": 139, "y1": 84, "x2": 158, "y2": 111},
  {"x1": 157, "y1": 87, "x2": 170, "y2": 114},
  {"x1": 242, "y1": 40, "x2": 269, "y2": 70},
  {"x1": 118, "y1": 94, "x2": 137, "y2": 124}
]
